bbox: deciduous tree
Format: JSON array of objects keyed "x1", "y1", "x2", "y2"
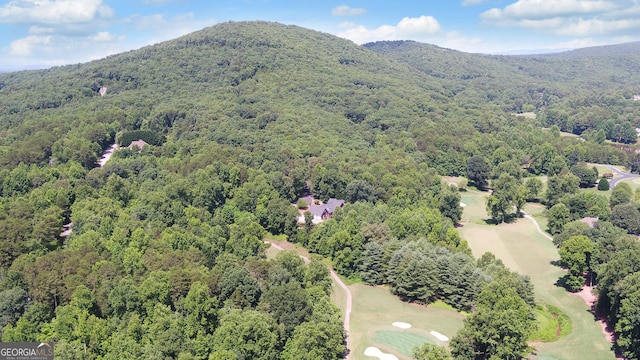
[{"x1": 466, "y1": 156, "x2": 489, "y2": 190}]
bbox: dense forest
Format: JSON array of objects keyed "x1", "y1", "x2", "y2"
[{"x1": 1, "y1": 21, "x2": 640, "y2": 359}]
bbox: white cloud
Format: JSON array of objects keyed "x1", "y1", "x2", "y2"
[
  {"x1": 556, "y1": 17, "x2": 640, "y2": 36},
  {"x1": 0, "y1": 0, "x2": 114, "y2": 25},
  {"x1": 28, "y1": 25, "x2": 55, "y2": 34},
  {"x1": 481, "y1": 0, "x2": 615, "y2": 21},
  {"x1": 10, "y1": 34, "x2": 51, "y2": 55},
  {"x1": 478, "y1": 0, "x2": 640, "y2": 38},
  {"x1": 461, "y1": 0, "x2": 489, "y2": 6},
  {"x1": 439, "y1": 31, "x2": 487, "y2": 52},
  {"x1": 1, "y1": 8, "x2": 217, "y2": 70},
  {"x1": 89, "y1": 31, "x2": 116, "y2": 42},
  {"x1": 397, "y1": 16, "x2": 440, "y2": 35},
  {"x1": 331, "y1": 5, "x2": 367, "y2": 17},
  {"x1": 336, "y1": 15, "x2": 440, "y2": 44},
  {"x1": 553, "y1": 34, "x2": 639, "y2": 49}
]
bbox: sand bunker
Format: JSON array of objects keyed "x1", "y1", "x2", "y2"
[
  {"x1": 364, "y1": 347, "x2": 399, "y2": 360},
  {"x1": 460, "y1": 202, "x2": 467, "y2": 207},
  {"x1": 430, "y1": 330, "x2": 449, "y2": 342},
  {"x1": 392, "y1": 322, "x2": 411, "y2": 329}
]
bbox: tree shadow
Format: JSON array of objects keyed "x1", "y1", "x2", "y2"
[
  {"x1": 553, "y1": 274, "x2": 583, "y2": 293},
  {"x1": 504, "y1": 213, "x2": 520, "y2": 223},
  {"x1": 549, "y1": 259, "x2": 564, "y2": 268},
  {"x1": 483, "y1": 218, "x2": 499, "y2": 225},
  {"x1": 553, "y1": 275, "x2": 569, "y2": 290}
]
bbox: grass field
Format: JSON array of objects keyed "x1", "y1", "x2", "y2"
[
  {"x1": 371, "y1": 330, "x2": 434, "y2": 356},
  {"x1": 349, "y1": 284, "x2": 464, "y2": 360},
  {"x1": 458, "y1": 189, "x2": 616, "y2": 360},
  {"x1": 616, "y1": 177, "x2": 640, "y2": 193}
]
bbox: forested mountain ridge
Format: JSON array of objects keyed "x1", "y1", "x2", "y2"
[
  {"x1": 542, "y1": 41, "x2": 640, "y2": 58},
  {"x1": 0, "y1": 21, "x2": 630, "y2": 177},
  {"x1": 0, "y1": 20, "x2": 638, "y2": 359},
  {"x1": 365, "y1": 40, "x2": 640, "y2": 143},
  {"x1": 0, "y1": 21, "x2": 477, "y2": 170},
  {"x1": 365, "y1": 40, "x2": 640, "y2": 109}
]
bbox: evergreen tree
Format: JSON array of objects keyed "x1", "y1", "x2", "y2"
[{"x1": 359, "y1": 242, "x2": 387, "y2": 285}]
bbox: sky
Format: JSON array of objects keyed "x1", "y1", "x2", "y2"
[{"x1": 2, "y1": 0, "x2": 640, "y2": 71}]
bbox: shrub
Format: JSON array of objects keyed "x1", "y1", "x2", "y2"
[
  {"x1": 597, "y1": 177, "x2": 609, "y2": 191},
  {"x1": 296, "y1": 199, "x2": 308, "y2": 209}
]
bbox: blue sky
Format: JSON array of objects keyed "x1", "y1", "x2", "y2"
[{"x1": 1, "y1": 0, "x2": 640, "y2": 71}]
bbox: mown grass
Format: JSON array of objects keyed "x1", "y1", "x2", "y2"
[
  {"x1": 371, "y1": 330, "x2": 434, "y2": 356},
  {"x1": 429, "y1": 300, "x2": 470, "y2": 316},
  {"x1": 349, "y1": 284, "x2": 464, "y2": 360},
  {"x1": 458, "y1": 190, "x2": 616, "y2": 360}
]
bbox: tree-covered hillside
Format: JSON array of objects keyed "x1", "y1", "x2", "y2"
[
  {"x1": 0, "y1": 20, "x2": 638, "y2": 359},
  {"x1": 365, "y1": 40, "x2": 640, "y2": 145}
]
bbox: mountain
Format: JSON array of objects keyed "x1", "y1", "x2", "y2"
[
  {"x1": 0, "y1": 21, "x2": 508, "y2": 172},
  {"x1": 364, "y1": 40, "x2": 640, "y2": 112},
  {"x1": 1, "y1": 21, "x2": 636, "y2": 173},
  {"x1": 0, "y1": 20, "x2": 637, "y2": 360},
  {"x1": 542, "y1": 41, "x2": 640, "y2": 58}
]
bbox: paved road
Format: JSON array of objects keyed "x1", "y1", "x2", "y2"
[
  {"x1": 605, "y1": 165, "x2": 640, "y2": 188},
  {"x1": 265, "y1": 240, "x2": 353, "y2": 359}
]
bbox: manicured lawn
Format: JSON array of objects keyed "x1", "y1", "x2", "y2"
[
  {"x1": 457, "y1": 190, "x2": 616, "y2": 360},
  {"x1": 587, "y1": 163, "x2": 624, "y2": 179},
  {"x1": 371, "y1": 330, "x2": 433, "y2": 356},
  {"x1": 349, "y1": 284, "x2": 464, "y2": 360},
  {"x1": 616, "y1": 177, "x2": 640, "y2": 193}
]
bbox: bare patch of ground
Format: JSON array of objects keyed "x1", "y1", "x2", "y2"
[{"x1": 514, "y1": 112, "x2": 536, "y2": 119}]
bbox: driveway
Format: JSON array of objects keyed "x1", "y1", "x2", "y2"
[{"x1": 605, "y1": 165, "x2": 640, "y2": 188}]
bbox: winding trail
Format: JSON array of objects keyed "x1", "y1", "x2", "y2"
[
  {"x1": 265, "y1": 240, "x2": 353, "y2": 359},
  {"x1": 521, "y1": 211, "x2": 553, "y2": 241}
]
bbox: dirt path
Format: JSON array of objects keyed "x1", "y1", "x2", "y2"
[
  {"x1": 522, "y1": 211, "x2": 553, "y2": 241},
  {"x1": 61, "y1": 143, "x2": 117, "y2": 238},
  {"x1": 98, "y1": 143, "x2": 118, "y2": 167},
  {"x1": 265, "y1": 239, "x2": 353, "y2": 359}
]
